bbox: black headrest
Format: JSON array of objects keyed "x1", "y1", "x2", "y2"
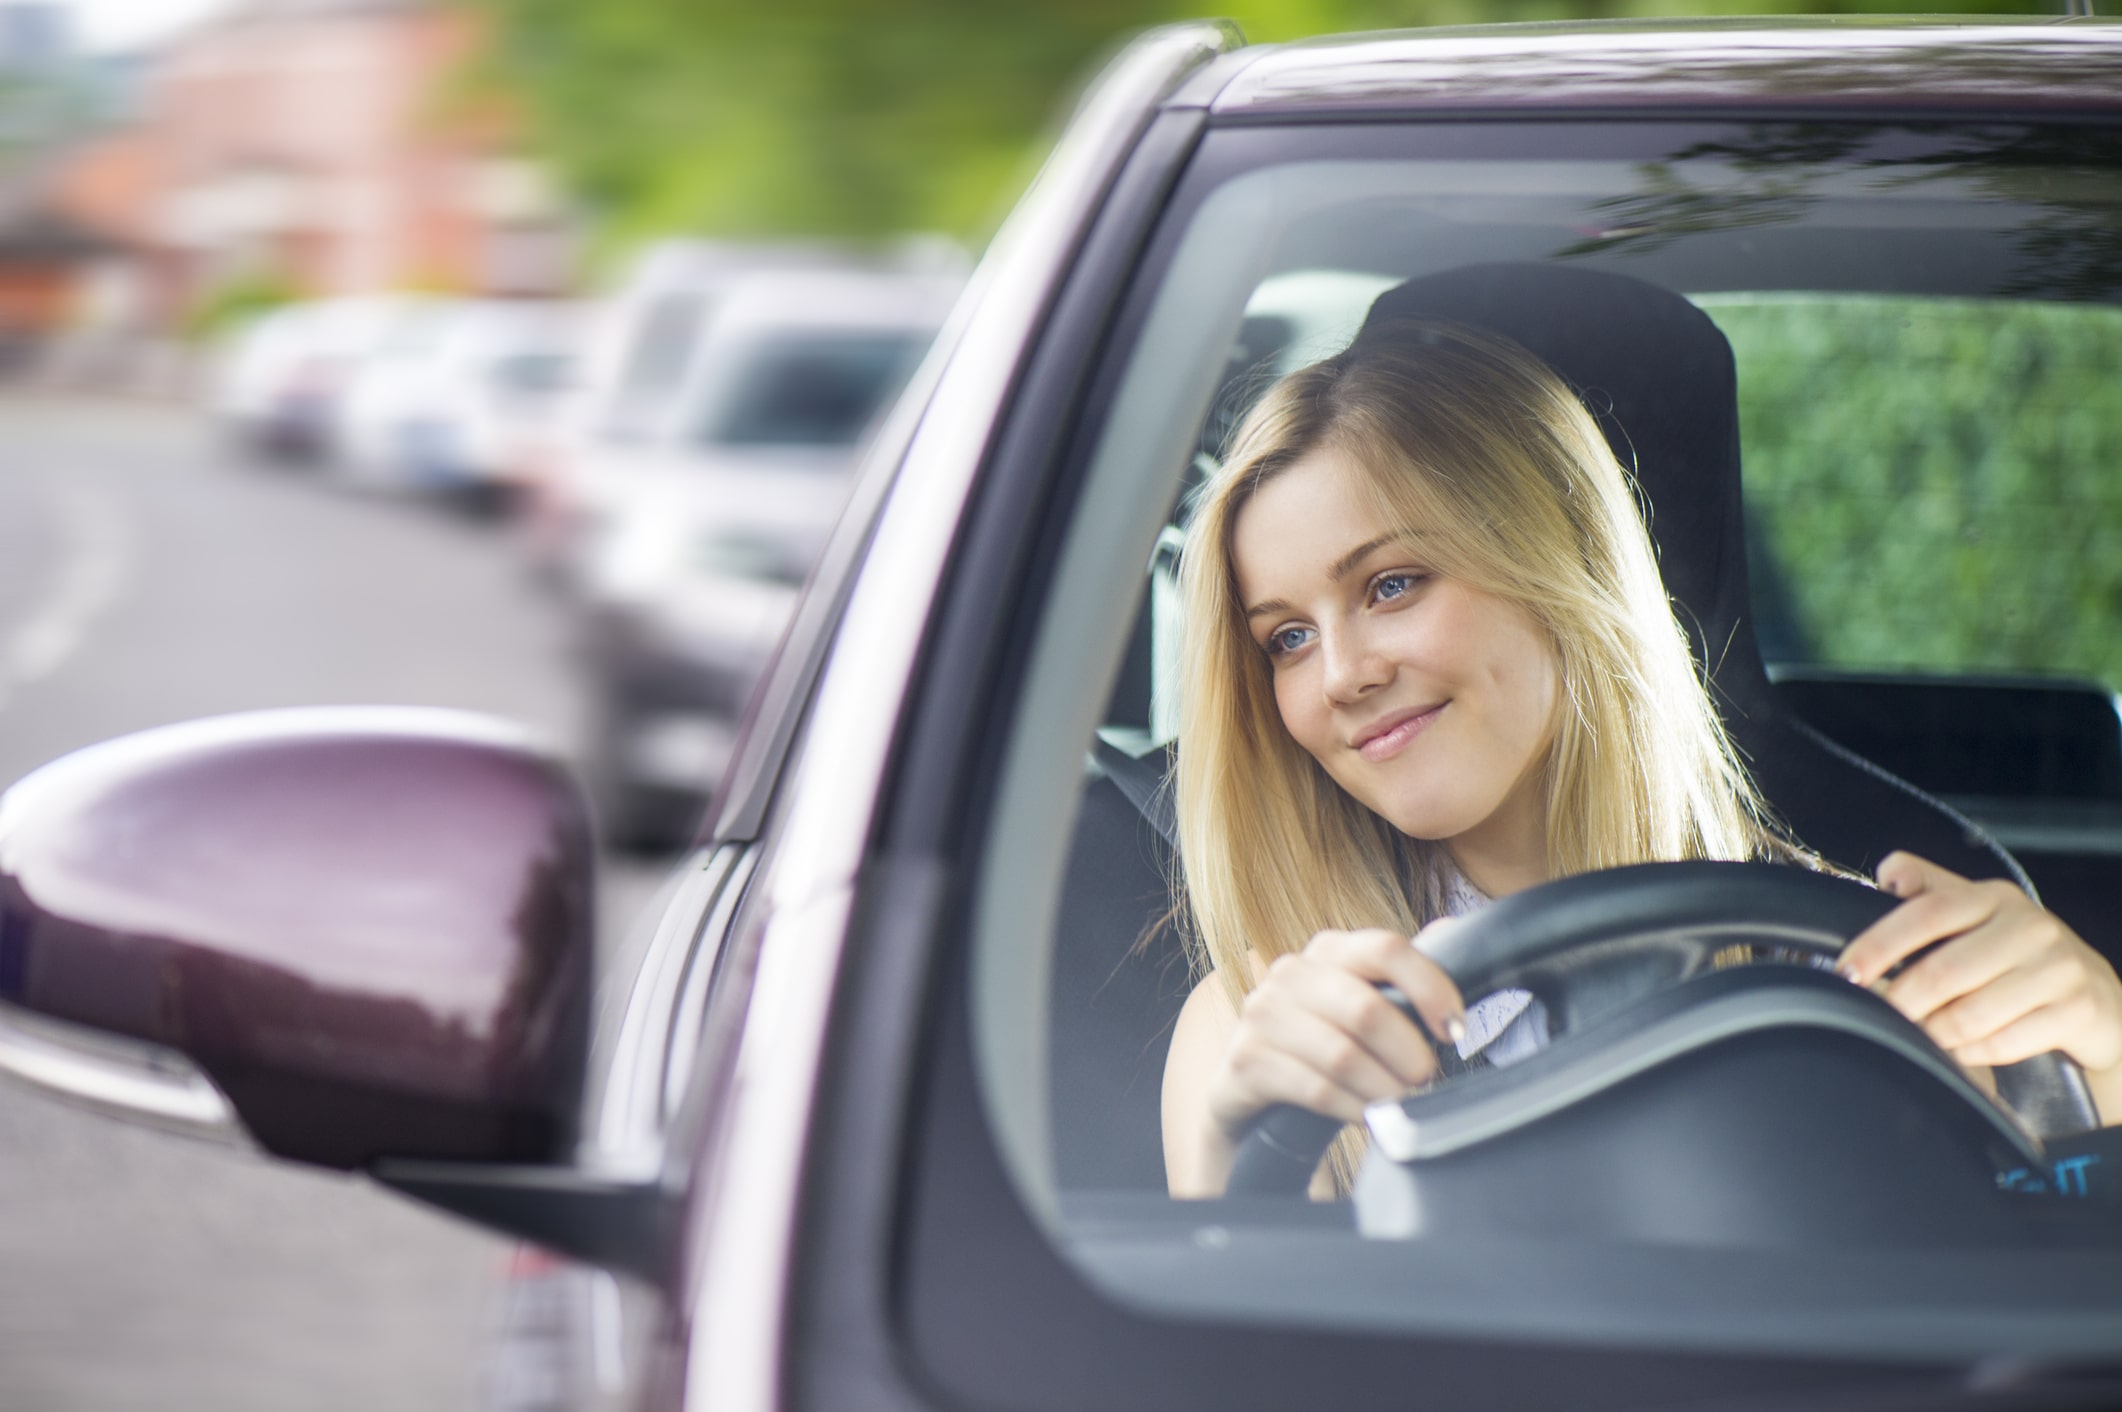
[{"x1": 1356, "y1": 263, "x2": 1760, "y2": 694}]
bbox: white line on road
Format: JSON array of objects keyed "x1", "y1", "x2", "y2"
[{"x1": 0, "y1": 485, "x2": 132, "y2": 717}]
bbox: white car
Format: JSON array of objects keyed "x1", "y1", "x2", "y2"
[
  {"x1": 522, "y1": 239, "x2": 966, "y2": 582},
  {"x1": 209, "y1": 296, "x2": 439, "y2": 461},
  {"x1": 570, "y1": 263, "x2": 964, "y2": 847},
  {"x1": 331, "y1": 299, "x2": 581, "y2": 506}
]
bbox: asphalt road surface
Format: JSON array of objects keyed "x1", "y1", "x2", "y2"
[{"x1": 0, "y1": 395, "x2": 676, "y2": 1411}]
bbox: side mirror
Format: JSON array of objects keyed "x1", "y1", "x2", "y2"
[{"x1": 0, "y1": 708, "x2": 594, "y2": 1171}]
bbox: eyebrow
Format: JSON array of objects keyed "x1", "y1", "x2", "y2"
[{"x1": 1244, "y1": 533, "x2": 1413, "y2": 621}]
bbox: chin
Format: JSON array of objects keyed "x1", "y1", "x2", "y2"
[{"x1": 1370, "y1": 799, "x2": 1480, "y2": 845}]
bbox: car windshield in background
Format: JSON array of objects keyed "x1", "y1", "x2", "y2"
[
  {"x1": 604, "y1": 291, "x2": 707, "y2": 439},
  {"x1": 979, "y1": 119, "x2": 2122, "y2": 1362},
  {"x1": 693, "y1": 331, "x2": 927, "y2": 449},
  {"x1": 490, "y1": 350, "x2": 571, "y2": 396}
]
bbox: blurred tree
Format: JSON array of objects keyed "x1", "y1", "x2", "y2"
[
  {"x1": 458, "y1": 0, "x2": 2039, "y2": 250},
  {"x1": 457, "y1": 0, "x2": 1196, "y2": 251}
]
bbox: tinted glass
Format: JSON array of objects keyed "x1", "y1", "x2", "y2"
[
  {"x1": 489, "y1": 351, "x2": 571, "y2": 396},
  {"x1": 617, "y1": 293, "x2": 703, "y2": 401},
  {"x1": 694, "y1": 331, "x2": 926, "y2": 449}
]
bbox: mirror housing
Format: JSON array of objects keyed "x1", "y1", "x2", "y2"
[{"x1": 0, "y1": 708, "x2": 595, "y2": 1170}]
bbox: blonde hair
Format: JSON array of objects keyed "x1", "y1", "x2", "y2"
[{"x1": 1174, "y1": 323, "x2": 1799, "y2": 1166}]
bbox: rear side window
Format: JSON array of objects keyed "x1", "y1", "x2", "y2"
[
  {"x1": 1722, "y1": 296, "x2": 2122, "y2": 690},
  {"x1": 1718, "y1": 296, "x2": 2122, "y2": 803}
]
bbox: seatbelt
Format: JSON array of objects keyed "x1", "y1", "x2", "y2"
[{"x1": 1090, "y1": 734, "x2": 1177, "y2": 852}]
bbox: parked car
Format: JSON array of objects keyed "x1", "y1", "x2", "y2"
[
  {"x1": 209, "y1": 295, "x2": 444, "y2": 461},
  {"x1": 520, "y1": 238, "x2": 965, "y2": 584},
  {"x1": 333, "y1": 299, "x2": 582, "y2": 507},
  {"x1": 570, "y1": 264, "x2": 963, "y2": 849},
  {"x1": 7, "y1": 18, "x2": 2122, "y2": 1412}
]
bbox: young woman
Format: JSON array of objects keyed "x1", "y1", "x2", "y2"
[{"x1": 1159, "y1": 321, "x2": 2122, "y2": 1199}]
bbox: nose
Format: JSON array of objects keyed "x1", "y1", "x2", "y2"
[{"x1": 1319, "y1": 623, "x2": 1389, "y2": 705}]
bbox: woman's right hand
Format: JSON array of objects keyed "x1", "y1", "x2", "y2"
[{"x1": 1163, "y1": 922, "x2": 1470, "y2": 1197}]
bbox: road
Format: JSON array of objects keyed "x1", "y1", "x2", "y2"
[{"x1": 0, "y1": 396, "x2": 674, "y2": 1411}]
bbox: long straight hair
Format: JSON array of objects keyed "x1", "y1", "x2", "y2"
[{"x1": 1175, "y1": 319, "x2": 1798, "y2": 1035}]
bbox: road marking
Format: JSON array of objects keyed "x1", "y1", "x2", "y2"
[{"x1": 0, "y1": 485, "x2": 131, "y2": 716}]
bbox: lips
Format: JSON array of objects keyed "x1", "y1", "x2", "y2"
[{"x1": 1352, "y1": 702, "x2": 1445, "y2": 762}]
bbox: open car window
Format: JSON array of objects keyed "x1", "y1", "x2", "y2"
[{"x1": 962, "y1": 119, "x2": 2122, "y2": 1363}]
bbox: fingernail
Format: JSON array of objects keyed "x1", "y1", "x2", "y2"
[
  {"x1": 1445, "y1": 1015, "x2": 1468, "y2": 1046},
  {"x1": 1835, "y1": 962, "x2": 1861, "y2": 985}
]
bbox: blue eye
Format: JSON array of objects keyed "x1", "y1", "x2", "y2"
[
  {"x1": 1264, "y1": 625, "x2": 1314, "y2": 659},
  {"x1": 1372, "y1": 571, "x2": 1425, "y2": 604}
]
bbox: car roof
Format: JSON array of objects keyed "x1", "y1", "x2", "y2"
[
  {"x1": 703, "y1": 268, "x2": 965, "y2": 334},
  {"x1": 1184, "y1": 18, "x2": 2122, "y2": 119}
]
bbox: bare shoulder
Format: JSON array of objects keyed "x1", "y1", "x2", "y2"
[
  {"x1": 1171, "y1": 965, "x2": 1242, "y2": 1055},
  {"x1": 1163, "y1": 967, "x2": 1244, "y2": 1129}
]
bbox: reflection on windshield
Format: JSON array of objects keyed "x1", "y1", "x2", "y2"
[{"x1": 1557, "y1": 124, "x2": 2122, "y2": 299}]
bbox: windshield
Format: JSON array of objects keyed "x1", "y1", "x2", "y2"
[
  {"x1": 602, "y1": 291, "x2": 707, "y2": 440},
  {"x1": 972, "y1": 119, "x2": 2122, "y2": 1367},
  {"x1": 692, "y1": 329, "x2": 928, "y2": 449}
]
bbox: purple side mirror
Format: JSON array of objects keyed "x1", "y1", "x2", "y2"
[{"x1": 0, "y1": 708, "x2": 594, "y2": 1170}]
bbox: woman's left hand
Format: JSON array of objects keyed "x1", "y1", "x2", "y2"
[{"x1": 1838, "y1": 850, "x2": 2122, "y2": 1122}]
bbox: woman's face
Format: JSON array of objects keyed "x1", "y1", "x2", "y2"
[{"x1": 1231, "y1": 446, "x2": 1561, "y2": 884}]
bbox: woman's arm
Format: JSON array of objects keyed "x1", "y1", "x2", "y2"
[
  {"x1": 1838, "y1": 851, "x2": 2122, "y2": 1124},
  {"x1": 1162, "y1": 977, "x2": 1253, "y2": 1198},
  {"x1": 1160, "y1": 927, "x2": 1469, "y2": 1198}
]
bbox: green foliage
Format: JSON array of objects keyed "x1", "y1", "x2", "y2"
[
  {"x1": 458, "y1": 0, "x2": 2045, "y2": 252},
  {"x1": 458, "y1": 0, "x2": 1196, "y2": 253},
  {"x1": 1711, "y1": 297, "x2": 2122, "y2": 691}
]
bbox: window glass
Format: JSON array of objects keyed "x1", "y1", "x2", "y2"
[
  {"x1": 1716, "y1": 294, "x2": 2122, "y2": 690},
  {"x1": 970, "y1": 121, "x2": 2122, "y2": 1370},
  {"x1": 489, "y1": 351, "x2": 571, "y2": 396},
  {"x1": 617, "y1": 293, "x2": 703, "y2": 401},
  {"x1": 602, "y1": 292, "x2": 706, "y2": 440},
  {"x1": 693, "y1": 331, "x2": 927, "y2": 449}
]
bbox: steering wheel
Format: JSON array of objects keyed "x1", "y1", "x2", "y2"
[{"x1": 1225, "y1": 861, "x2": 2097, "y2": 1195}]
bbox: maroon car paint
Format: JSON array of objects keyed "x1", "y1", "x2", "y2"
[{"x1": 0, "y1": 709, "x2": 595, "y2": 1168}]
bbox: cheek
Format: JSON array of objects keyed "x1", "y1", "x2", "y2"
[
  {"x1": 1461, "y1": 601, "x2": 1560, "y2": 748},
  {"x1": 1502, "y1": 637, "x2": 1562, "y2": 758},
  {"x1": 1271, "y1": 666, "x2": 1329, "y2": 758}
]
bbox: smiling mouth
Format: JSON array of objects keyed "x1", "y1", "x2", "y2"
[{"x1": 1353, "y1": 703, "x2": 1445, "y2": 762}]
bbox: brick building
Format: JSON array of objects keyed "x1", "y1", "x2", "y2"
[{"x1": 47, "y1": 0, "x2": 571, "y2": 341}]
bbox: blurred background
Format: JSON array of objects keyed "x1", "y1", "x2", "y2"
[{"x1": 0, "y1": 0, "x2": 2057, "y2": 1408}]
